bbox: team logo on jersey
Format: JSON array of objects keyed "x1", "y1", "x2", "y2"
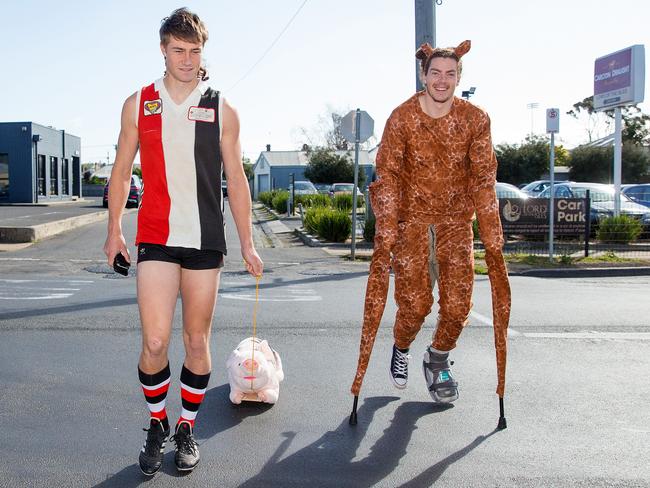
[
  {"x1": 143, "y1": 99, "x2": 162, "y2": 116},
  {"x1": 188, "y1": 106, "x2": 215, "y2": 123}
]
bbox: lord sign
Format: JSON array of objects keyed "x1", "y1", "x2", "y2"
[{"x1": 500, "y1": 198, "x2": 587, "y2": 235}]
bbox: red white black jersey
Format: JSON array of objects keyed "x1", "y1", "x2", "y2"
[{"x1": 135, "y1": 78, "x2": 226, "y2": 253}]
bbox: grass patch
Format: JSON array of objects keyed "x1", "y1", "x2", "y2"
[{"x1": 474, "y1": 263, "x2": 488, "y2": 275}]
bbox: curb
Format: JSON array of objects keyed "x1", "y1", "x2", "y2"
[
  {"x1": 509, "y1": 266, "x2": 650, "y2": 278},
  {"x1": 0, "y1": 209, "x2": 133, "y2": 244}
]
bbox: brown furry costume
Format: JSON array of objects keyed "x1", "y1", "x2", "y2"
[{"x1": 351, "y1": 41, "x2": 511, "y2": 400}]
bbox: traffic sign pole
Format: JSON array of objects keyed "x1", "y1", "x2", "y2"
[
  {"x1": 351, "y1": 109, "x2": 361, "y2": 260},
  {"x1": 546, "y1": 108, "x2": 560, "y2": 262}
]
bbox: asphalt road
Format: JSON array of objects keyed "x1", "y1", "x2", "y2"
[{"x1": 1, "y1": 206, "x2": 649, "y2": 487}]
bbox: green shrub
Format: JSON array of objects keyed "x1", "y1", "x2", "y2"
[
  {"x1": 364, "y1": 215, "x2": 376, "y2": 243},
  {"x1": 596, "y1": 215, "x2": 642, "y2": 243},
  {"x1": 316, "y1": 209, "x2": 352, "y2": 242},
  {"x1": 271, "y1": 191, "x2": 289, "y2": 214},
  {"x1": 303, "y1": 206, "x2": 327, "y2": 234},
  {"x1": 296, "y1": 194, "x2": 331, "y2": 208},
  {"x1": 472, "y1": 219, "x2": 480, "y2": 240},
  {"x1": 258, "y1": 190, "x2": 278, "y2": 206},
  {"x1": 333, "y1": 193, "x2": 353, "y2": 211}
]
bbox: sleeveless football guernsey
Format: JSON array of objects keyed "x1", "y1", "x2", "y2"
[{"x1": 135, "y1": 78, "x2": 226, "y2": 253}]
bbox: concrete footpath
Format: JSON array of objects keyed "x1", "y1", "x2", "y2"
[
  {"x1": 0, "y1": 198, "x2": 135, "y2": 250},
  {"x1": 2, "y1": 200, "x2": 650, "y2": 278}
]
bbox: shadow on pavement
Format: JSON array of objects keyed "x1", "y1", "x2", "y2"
[
  {"x1": 0, "y1": 297, "x2": 137, "y2": 322},
  {"x1": 236, "y1": 396, "x2": 493, "y2": 488},
  {"x1": 93, "y1": 384, "x2": 271, "y2": 487}
]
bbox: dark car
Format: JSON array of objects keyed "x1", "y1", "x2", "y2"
[
  {"x1": 622, "y1": 183, "x2": 650, "y2": 209},
  {"x1": 221, "y1": 180, "x2": 228, "y2": 198},
  {"x1": 103, "y1": 175, "x2": 143, "y2": 208},
  {"x1": 538, "y1": 182, "x2": 650, "y2": 230}
]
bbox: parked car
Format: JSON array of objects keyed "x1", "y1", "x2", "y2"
[
  {"x1": 313, "y1": 183, "x2": 331, "y2": 195},
  {"x1": 622, "y1": 183, "x2": 650, "y2": 209},
  {"x1": 496, "y1": 182, "x2": 529, "y2": 199},
  {"x1": 538, "y1": 182, "x2": 650, "y2": 230},
  {"x1": 329, "y1": 183, "x2": 363, "y2": 197},
  {"x1": 103, "y1": 175, "x2": 143, "y2": 208},
  {"x1": 291, "y1": 180, "x2": 318, "y2": 195},
  {"x1": 520, "y1": 180, "x2": 551, "y2": 196},
  {"x1": 221, "y1": 180, "x2": 228, "y2": 198}
]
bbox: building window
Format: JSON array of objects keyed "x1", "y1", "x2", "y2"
[
  {"x1": 0, "y1": 153, "x2": 8, "y2": 200},
  {"x1": 50, "y1": 156, "x2": 58, "y2": 195},
  {"x1": 37, "y1": 155, "x2": 46, "y2": 196},
  {"x1": 61, "y1": 158, "x2": 69, "y2": 195}
]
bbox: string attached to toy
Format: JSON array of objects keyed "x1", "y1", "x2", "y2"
[{"x1": 250, "y1": 274, "x2": 262, "y2": 391}]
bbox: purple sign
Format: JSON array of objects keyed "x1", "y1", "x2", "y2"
[
  {"x1": 594, "y1": 49, "x2": 631, "y2": 96},
  {"x1": 593, "y1": 45, "x2": 644, "y2": 110}
]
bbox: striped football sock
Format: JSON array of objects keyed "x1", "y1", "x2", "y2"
[
  {"x1": 138, "y1": 363, "x2": 171, "y2": 432},
  {"x1": 177, "y1": 365, "x2": 210, "y2": 428}
]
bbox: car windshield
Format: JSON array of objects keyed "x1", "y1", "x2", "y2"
[
  {"x1": 294, "y1": 182, "x2": 314, "y2": 190},
  {"x1": 334, "y1": 184, "x2": 354, "y2": 191},
  {"x1": 570, "y1": 186, "x2": 634, "y2": 203}
]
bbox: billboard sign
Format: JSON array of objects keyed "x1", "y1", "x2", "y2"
[{"x1": 593, "y1": 45, "x2": 645, "y2": 110}]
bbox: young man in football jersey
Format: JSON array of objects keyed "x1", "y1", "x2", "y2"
[{"x1": 103, "y1": 8, "x2": 263, "y2": 475}]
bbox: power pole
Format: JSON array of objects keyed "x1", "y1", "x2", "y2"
[{"x1": 415, "y1": 0, "x2": 438, "y2": 91}]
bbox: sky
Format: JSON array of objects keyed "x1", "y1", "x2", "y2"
[{"x1": 1, "y1": 0, "x2": 649, "y2": 166}]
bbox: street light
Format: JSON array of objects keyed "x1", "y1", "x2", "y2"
[
  {"x1": 526, "y1": 102, "x2": 539, "y2": 137},
  {"x1": 461, "y1": 86, "x2": 476, "y2": 100}
]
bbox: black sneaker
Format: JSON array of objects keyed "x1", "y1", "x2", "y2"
[
  {"x1": 138, "y1": 418, "x2": 170, "y2": 476},
  {"x1": 389, "y1": 344, "x2": 411, "y2": 389},
  {"x1": 171, "y1": 421, "x2": 200, "y2": 472},
  {"x1": 422, "y1": 346, "x2": 459, "y2": 404}
]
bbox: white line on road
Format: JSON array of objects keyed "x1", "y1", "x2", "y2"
[
  {"x1": 0, "y1": 279, "x2": 94, "y2": 283},
  {"x1": 521, "y1": 331, "x2": 650, "y2": 340},
  {"x1": 470, "y1": 310, "x2": 493, "y2": 326},
  {"x1": 221, "y1": 295, "x2": 322, "y2": 302},
  {"x1": 0, "y1": 293, "x2": 75, "y2": 300}
]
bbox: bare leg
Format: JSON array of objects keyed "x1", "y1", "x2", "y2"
[
  {"x1": 179, "y1": 268, "x2": 221, "y2": 374},
  {"x1": 137, "y1": 261, "x2": 181, "y2": 373}
]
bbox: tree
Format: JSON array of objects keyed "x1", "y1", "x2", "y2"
[
  {"x1": 295, "y1": 107, "x2": 377, "y2": 151},
  {"x1": 495, "y1": 135, "x2": 552, "y2": 185},
  {"x1": 568, "y1": 144, "x2": 650, "y2": 183},
  {"x1": 567, "y1": 96, "x2": 650, "y2": 145},
  {"x1": 304, "y1": 148, "x2": 365, "y2": 186},
  {"x1": 242, "y1": 156, "x2": 254, "y2": 180}
]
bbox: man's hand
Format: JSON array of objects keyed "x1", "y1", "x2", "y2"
[
  {"x1": 103, "y1": 233, "x2": 131, "y2": 267},
  {"x1": 241, "y1": 246, "x2": 263, "y2": 277}
]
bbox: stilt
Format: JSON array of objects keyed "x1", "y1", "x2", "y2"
[
  {"x1": 349, "y1": 395, "x2": 359, "y2": 426},
  {"x1": 497, "y1": 397, "x2": 507, "y2": 430}
]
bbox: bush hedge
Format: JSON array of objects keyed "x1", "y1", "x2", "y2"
[
  {"x1": 596, "y1": 215, "x2": 642, "y2": 243},
  {"x1": 364, "y1": 215, "x2": 376, "y2": 243},
  {"x1": 317, "y1": 209, "x2": 352, "y2": 242},
  {"x1": 296, "y1": 194, "x2": 331, "y2": 208},
  {"x1": 271, "y1": 191, "x2": 289, "y2": 214}
]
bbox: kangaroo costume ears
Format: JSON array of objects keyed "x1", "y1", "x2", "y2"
[{"x1": 415, "y1": 40, "x2": 471, "y2": 61}]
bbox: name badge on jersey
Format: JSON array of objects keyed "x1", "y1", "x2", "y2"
[
  {"x1": 188, "y1": 106, "x2": 216, "y2": 123},
  {"x1": 143, "y1": 99, "x2": 162, "y2": 116}
]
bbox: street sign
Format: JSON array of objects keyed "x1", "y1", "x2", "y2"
[
  {"x1": 546, "y1": 108, "x2": 559, "y2": 133},
  {"x1": 340, "y1": 110, "x2": 374, "y2": 143}
]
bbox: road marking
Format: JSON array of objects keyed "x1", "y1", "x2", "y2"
[
  {"x1": 470, "y1": 310, "x2": 493, "y2": 326},
  {"x1": 0, "y1": 294, "x2": 75, "y2": 300},
  {"x1": 0, "y1": 279, "x2": 93, "y2": 300},
  {"x1": 220, "y1": 284, "x2": 321, "y2": 302},
  {"x1": 521, "y1": 331, "x2": 650, "y2": 340}
]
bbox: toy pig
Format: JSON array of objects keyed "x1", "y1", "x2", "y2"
[{"x1": 226, "y1": 337, "x2": 284, "y2": 404}]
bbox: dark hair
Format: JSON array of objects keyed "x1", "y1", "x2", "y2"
[
  {"x1": 160, "y1": 8, "x2": 208, "y2": 46},
  {"x1": 160, "y1": 8, "x2": 209, "y2": 80},
  {"x1": 416, "y1": 47, "x2": 462, "y2": 77}
]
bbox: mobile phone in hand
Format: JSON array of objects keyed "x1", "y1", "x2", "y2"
[{"x1": 113, "y1": 253, "x2": 131, "y2": 276}]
